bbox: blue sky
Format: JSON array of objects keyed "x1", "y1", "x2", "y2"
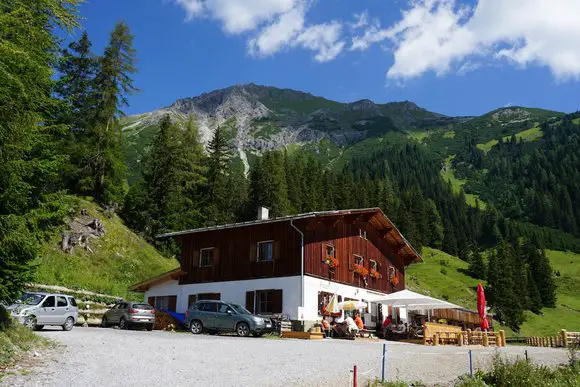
[{"x1": 72, "y1": 0, "x2": 580, "y2": 117}]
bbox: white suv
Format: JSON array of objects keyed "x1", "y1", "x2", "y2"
[{"x1": 7, "y1": 292, "x2": 78, "y2": 331}]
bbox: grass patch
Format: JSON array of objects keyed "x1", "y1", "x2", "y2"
[
  {"x1": 408, "y1": 131, "x2": 430, "y2": 142},
  {"x1": 572, "y1": 118, "x2": 580, "y2": 125},
  {"x1": 0, "y1": 313, "x2": 49, "y2": 372},
  {"x1": 34, "y1": 199, "x2": 178, "y2": 300},
  {"x1": 476, "y1": 139, "x2": 499, "y2": 153},
  {"x1": 476, "y1": 126, "x2": 543, "y2": 153},
  {"x1": 440, "y1": 156, "x2": 486, "y2": 209},
  {"x1": 406, "y1": 248, "x2": 482, "y2": 310},
  {"x1": 443, "y1": 130, "x2": 456, "y2": 139}
]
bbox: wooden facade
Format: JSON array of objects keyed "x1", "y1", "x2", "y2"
[{"x1": 170, "y1": 209, "x2": 419, "y2": 294}]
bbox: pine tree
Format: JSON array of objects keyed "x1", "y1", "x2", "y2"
[
  {"x1": 54, "y1": 31, "x2": 98, "y2": 192},
  {"x1": 0, "y1": 0, "x2": 80, "y2": 303},
  {"x1": 524, "y1": 242, "x2": 557, "y2": 308},
  {"x1": 468, "y1": 246, "x2": 486, "y2": 279},
  {"x1": 248, "y1": 151, "x2": 290, "y2": 217},
  {"x1": 204, "y1": 126, "x2": 234, "y2": 225},
  {"x1": 89, "y1": 21, "x2": 137, "y2": 205}
]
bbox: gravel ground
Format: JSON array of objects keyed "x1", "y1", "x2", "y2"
[{"x1": 0, "y1": 327, "x2": 571, "y2": 386}]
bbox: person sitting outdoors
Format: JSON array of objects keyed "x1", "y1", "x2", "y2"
[
  {"x1": 382, "y1": 315, "x2": 393, "y2": 339},
  {"x1": 321, "y1": 318, "x2": 331, "y2": 338},
  {"x1": 354, "y1": 312, "x2": 364, "y2": 330},
  {"x1": 345, "y1": 315, "x2": 359, "y2": 335}
]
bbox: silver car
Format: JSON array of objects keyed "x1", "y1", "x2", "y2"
[
  {"x1": 6, "y1": 292, "x2": 78, "y2": 331},
  {"x1": 101, "y1": 301, "x2": 155, "y2": 330}
]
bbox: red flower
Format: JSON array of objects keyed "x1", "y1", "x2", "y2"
[
  {"x1": 326, "y1": 256, "x2": 339, "y2": 269},
  {"x1": 353, "y1": 263, "x2": 369, "y2": 277},
  {"x1": 370, "y1": 269, "x2": 382, "y2": 279}
]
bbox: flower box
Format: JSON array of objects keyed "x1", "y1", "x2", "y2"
[
  {"x1": 326, "y1": 256, "x2": 339, "y2": 269},
  {"x1": 353, "y1": 263, "x2": 369, "y2": 277},
  {"x1": 370, "y1": 269, "x2": 381, "y2": 279}
]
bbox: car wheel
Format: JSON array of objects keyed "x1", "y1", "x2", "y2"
[
  {"x1": 62, "y1": 317, "x2": 74, "y2": 331},
  {"x1": 24, "y1": 316, "x2": 37, "y2": 330},
  {"x1": 252, "y1": 332, "x2": 264, "y2": 338},
  {"x1": 146, "y1": 324, "x2": 154, "y2": 331},
  {"x1": 33, "y1": 325, "x2": 44, "y2": 331},
  {"x1": 190, "y1": 320, "x2": 203, "y2": 335},
  {"x1": 119, "y1": 317, "x2": 128, "y2": 330},
  {"x1": 100, "y1": 316, "x2": 108, "y2": 328},
  {"x1": 236, "y1": 322, "x2": 250, "y2": 337}
]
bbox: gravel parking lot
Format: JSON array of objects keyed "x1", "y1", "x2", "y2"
[{"x1": 1, "y1": 327, "x2": 571, "y2": 386}]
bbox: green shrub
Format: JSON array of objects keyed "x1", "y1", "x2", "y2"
[{"x1": 0, "y1": 315, "x2": 47, "y2": 368}]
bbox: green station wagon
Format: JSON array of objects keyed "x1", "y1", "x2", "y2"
[{"x1": 185, "y1": 300, "x2": 272, "y2": 337}]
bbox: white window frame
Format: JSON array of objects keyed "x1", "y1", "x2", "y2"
[
  {"x1": 353, "y1": 254, "x2": 363, "y2": 266},
  {"x1": 199, "y1": 247, "x2": 214, "y2": 267},
  {"x1": 370, "y1": 260, "x2": 378, "y2": 271},
  {"x1": 257, "y1": 240, "x2": 274, "y2": 262},
  {"x1": 325, "y1": 243, "x2": 335, "y2": 258}
]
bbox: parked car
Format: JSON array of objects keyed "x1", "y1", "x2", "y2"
[
  {"x1": 101, "y1": 301, "x2": 155, "y2": 330},
  {"x1": 6, "y1": 292, "x2": 78, "y2": 331},
  {"x1": 185, "y1": 300, "x2": 272, "y2": 337}
]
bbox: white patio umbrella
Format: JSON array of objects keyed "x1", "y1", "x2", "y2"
[
  {"x1": 338, "y1": 300, "x2": 367, "y2": 311},
  {"x1": 371, "y1": 289, "x2": 460, "y2": 310}
]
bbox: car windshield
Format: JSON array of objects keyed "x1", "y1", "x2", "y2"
[
  {"x1": 16, "y1": 293, "x2": 44, "y2": 306},
  {"x1": 230, "y1": 304, "x2": 252, "y2": 315}
]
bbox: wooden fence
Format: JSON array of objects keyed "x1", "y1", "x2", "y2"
[
  {"x1": 423, "y1": 323, "x2": 506, "y2": 347},
  {"x1": 526, "y1": 330, "x2": 580, "y2": 348}
]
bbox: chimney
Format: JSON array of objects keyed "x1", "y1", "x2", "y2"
[{"x1": 257, "y1": 206, "x2": 270, "y2": 221}]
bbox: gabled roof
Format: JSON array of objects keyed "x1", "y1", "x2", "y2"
[
  {"x1": 157, "y1": 208, "x2": 422, "y2": 264},
  {"x1": 129, "y1": 268, "x2": 185, "y2": 293}
]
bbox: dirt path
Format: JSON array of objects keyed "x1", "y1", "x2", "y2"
[{"x1": 0, "y1": 327, "x2": 571, "y2": 386}]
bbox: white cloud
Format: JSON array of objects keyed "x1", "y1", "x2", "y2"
[
  {"x1": 174, "y1": 0, "x2": 345, "y2": 61},
  {"x1": 294, "y1": 22, "x2": 345, "y2": 62},
  {"x1": 349, "y1": 11, "x2": 369, "y2": 30},
  {"x1": 351, "y1": 0, "x2": 580, "y2": 81}
]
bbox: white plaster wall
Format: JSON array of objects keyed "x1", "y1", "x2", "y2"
[{"x1": 144, "y1": 276, "x2": 302, "y2": 317}]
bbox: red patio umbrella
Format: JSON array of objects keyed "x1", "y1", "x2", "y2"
[{"x1": 477, "y1": 283, "x2": 490, "y2": 330}]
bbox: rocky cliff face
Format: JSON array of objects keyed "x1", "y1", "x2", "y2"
[{"x1": 121, "y1": 84, "x2": 450, "y2": 174}]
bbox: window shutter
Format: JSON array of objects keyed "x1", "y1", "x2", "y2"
[
  {"x1": 168, "y1": 295, "x2": 177, "y2": 312},
  {"x1": 249, "y1": 243, "x2": 257, "y2": 262},
  {"x1": 349, "y1": 254, "x2": 354, "y2": 271},
  {"x1": 273, "y1": 241, "x2": 281, "y2": 260},
  {"x1": 147, "y1": 297, "x2": 155, "y2": 307},
  {"x1": 192, "y1": 250, "x2": 200, "y2": 267},
  {"x1": 188, "y1": 294, "x2": 197, "y2": 308},
  {"x1": 213, "y1": 248, "x2": 220, "y2": 266},
  {"x1": 271, "y1": 289, "x2": 283, "y2": 314},
  {"x1": 321, "y1": 243, "x2": 326, "y2": 262},
  {"x1": 246, "y1": 291, "x2": 255, "y2": 313}
]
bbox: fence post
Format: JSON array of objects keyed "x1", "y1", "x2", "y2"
[
  {"x1": 433, "y1": 333, "x2": 439, "y2": 346},
  {"x1": 500, "y1": 330, "x2": 506, "y2": 347},
  {"x1": 353, "y1": 365, "x2": 357, "y2": 387},
  {"x1": 561, "y1": 330, "x2": 568, "y2": 348},
  {"x1": 381, "y1": 343, "x2": 386, "y2": 383},
  {"x1": 483, "y1": 333, "x2": 489, "y2": 347},
  {"x1": 469, "y1": 350, "x2": 473, "y2": 378},
  {"x1": 457, "y1": 332, "x2": 463, "y2": 346},
  {"x1": 525, "y1": 350, "x2": 528, "y2": 362}
]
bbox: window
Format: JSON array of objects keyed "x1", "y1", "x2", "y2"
[
  {"x1": 155, "y1": 297, "x2": 169, "y2": 311},
  {"x1": 42, "y1": 296, "x2": 55, "y2": 308},
  {"x1": 257, "y1": 291, "x2": 272, "y2": 314},
  {"x1": 257, "y1": 241, "x2": 273, "y2": 262},
  {"x1": 68, "y1": 297, "x2": 77, "y2": 307},
  {"x1": 200, "y1": 248, "x2": 214, "y2": 267},
  {"x1": 197, "y1": 293, "x2": 220, "y2": 301},
  {"x1": 217, "y1": 304, "x2": 233, "y2": 314},
  {"x1": 359, "y1": 229, "x2": 367, "y2": 239},
  {"x1": 370, "y1": 260, "x2": 377, "y2": 271},
  {"x1": 254, "y1": 290, "x2": 283, "y2": 314},
  {"x1": 325, "y1": 244, "x2": 335, "y2": 259},
  {"x1": 354, "y1": 255, "x2": 363, "y2": 266},
  {"x1": 56, "y1": 296, "x2": 68, "y2": 307},
  {"x1": 200, "y1": 303, "x2": 217, "y2": 312}
]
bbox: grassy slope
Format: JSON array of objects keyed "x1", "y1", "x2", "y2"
[
  {"x1": 0, "y1": 322, "x2": 49, "y2": 373},
  {"x1": 440, "y1": 156, "x2": 486, "y2": 209},
  {"x1": 477, "y1": 125, "x2": 543, "y2": 153},
  {"x1": 34, "y1": 199, "x2": 178, "y2": 300},
  {"x1": 406, "y1": 248, "x2": 580, "y2": 336}
]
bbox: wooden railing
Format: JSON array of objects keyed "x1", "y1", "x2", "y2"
[
  {"x1": 526, "y1": 330, "x2": 580, "y2": 348},
  {"x1": 423, "y1": 323, "x2": 506, "y2": 347}
]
